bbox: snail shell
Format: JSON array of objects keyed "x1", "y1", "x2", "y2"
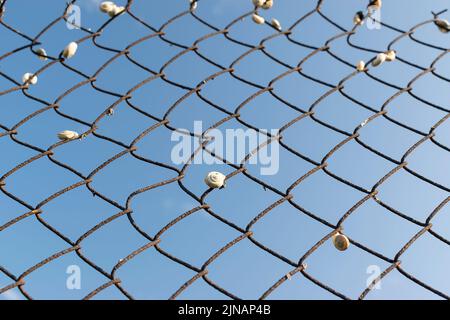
[
  {"x1": 204, "y1": 171, "x2": 226, "y2": 189},
  {"x1": 252, "y1": 0, "x2": 264, "y2": 7},
  {"x1": 22, "y1": 73, "x2": 38, "y2": 85},
  {"x1": 262, "y1": 0, "x2": 273, "y2": 10},
  {"x1": 385, "y1": 50, "x2": 396, "y2": 62},
  {"x1": 371, "y1": 53, "x2": 386, "y2": 67},
  {"x1": 356, "y1": 60, "x2": 365, "y2": 72},
  {"x1": 332, "y1": 233, "x2": 350, "y2": 251},
  {"x1": 435, "y1": 19, "x2": 450, "y2": 33},
  {"x1": 100, "y1": 1, "x2": 115, "y2": 13},
  {"x1": 271, "y1": 18, "x2": 282, "y2": 31},
  {"x1": 62, "y1": 42, "x2": 78, "y2": 59},
  {"x1": 252, "y1": 14, "x2": 265, "y2": 25},
  {"x1": 57, "y1": 130, "x2": 80, "y2": 141},
  {"x1": 353, "y1": 11, "x2": 364, "y2": 25},
  {"x1": 36, "y1": 48, "x2": 48, "y2": 61}
]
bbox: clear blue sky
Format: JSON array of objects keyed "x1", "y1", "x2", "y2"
[{"x1": 1, "y1": 0, "x2": 449, "y2": 300}]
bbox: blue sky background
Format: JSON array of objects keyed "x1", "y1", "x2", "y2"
[{"x1": 1, "y1": 0, "x2": 450, "y2": 300}]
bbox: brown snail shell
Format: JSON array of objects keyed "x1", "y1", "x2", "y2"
[
  {"x1": 332, "y1": 233, "x2": 350, "y2": 251},
  {"x1": 385, "y1": 50, "x2": 396, "y2": 62},
  {"x1": 435, "y1": 19, "x2": 450, "y2": 33},
  {"x1": 100, "y1": 1, "x2": 115, "y2": 13}
]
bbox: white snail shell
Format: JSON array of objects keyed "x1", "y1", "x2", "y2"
[
  {"x1": 332, "y1": 233, "x2": 350, "y2": 251},
  {"x1": 57, "y1": 130, "x2": 80, "y2": 141},
  {"x1": 62, "y1": 42, "x2": 78, "y2": 59},
  {"x1": 356, "y1": 60, "x2": 365, "y2": 72},
  {"x1": 22, "y1": 73, "x2": 38, "y2": 85},
  {"x1": 204, "y1": 171, "x2": 226, "y2": 189},
  {"x1": 100, "y1": 1, "x2": 115, "y2": 13},
  {"x1": 36, "y1": 48, "x2": 48, "y2": 61},
  {"x1": 108, "y1": 5, "x2": 125, "y2": 17},
  {"x1": 371, "y1": 53, "x2": 386, "y2": 67},
  {"x1": 435, "y1": 19, "x2": 450, "y2": 33},
  {"x1": 385, "y1": 50, "x2": 396, "y2": 62},
  {"x1": 252, "y1": 14, "x2": 265, "y2": 25},
  {"x1": 252, "y1": 0, "x2": 264, "y2": 7},
  {"x1": 271, "y1": 18, "x2": 282, "y2": 31},
  {"x1": 262, "y1": 0, "x2": 273, "y2": 10}
]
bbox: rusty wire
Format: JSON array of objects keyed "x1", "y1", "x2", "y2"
[{"x1": 0, "y1": 0, "x2": 449, "y2": 300}]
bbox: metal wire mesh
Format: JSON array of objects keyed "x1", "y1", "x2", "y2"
[{"x1": 0, "y1": 0, "x2": 449, "y2": 300}]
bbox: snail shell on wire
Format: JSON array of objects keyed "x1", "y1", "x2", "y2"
[
  {"x1": 367, "y1": 0, "x2": 381, "y2": 10},
  {"x1": 204, "y1": 171, "x2": 226, "y2": 189},
  {"x1": 36, "y1": 48, "x2": 48, "y2": 61},
  {"x1": 371, "y1": 52, "x2": 386, "y2": 67},
  {"x1": 385, "y1": 50, "x2": 396, "y2": 62},
  {"x1": 353, "y1": 11, "x2": 365, "y2": 25},
  {"x1": 435, "y1": 19, "x2": 450, "y2": 33},
  {"x1": 22, "y1": 73, "x2": 38, "y2": 85},
  {"x1": 252, "y1": 0, "x2": 264, "y2": 7},
  {"x1": 332, "y1": 233, "x2": 350, "y2": 251},
  {"x1": 108, "y1": 5, "x2": 125, "y2": 17},
  {"x1": 271, "y1": 18, "x2": 282, "y2": 31},
  {"x1": 252, "y1": 14, "x2": 265, "y2": 25},
  {"x1": 189, "y1": 0, "x2": 198, "y2": 10},
  {"x1": 262, "y1": 0, "x2": 273, "y2": 10},
  {"x1": 57, "y1": 130, "x2": 80, "y2": 141},
  {"x1": 62, "y1": 42, "x2": 78, "y2": 59},
  {"x1": 100, "y1": 1, "x2": 115, "y2": 13}
]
